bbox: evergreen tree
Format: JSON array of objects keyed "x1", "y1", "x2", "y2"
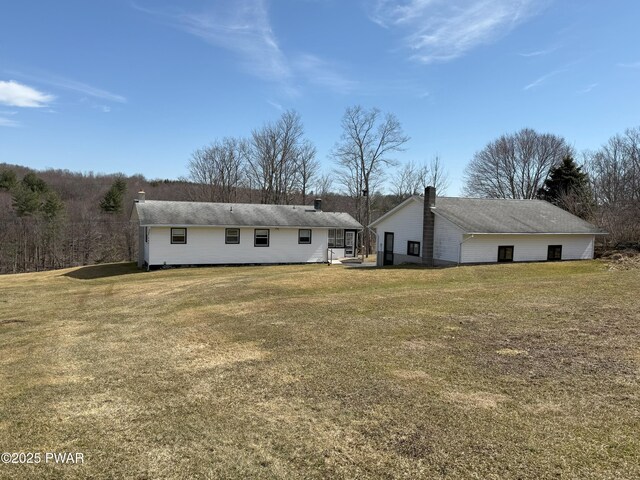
[
  {"x1": 11, "y1": 184, "x2": 42, "y2": 217},
  {"x1": 41, "y1": 191, "x2": 65, "y2": 221},
  {"x1": 21, "y1": 172, "x2": 48, "y2": 193},
  {"x1": 538, "y1": 156, "x2": 593, "y2": 218},
  {"x1": 0, "y1": 169, "x2": 17, "y2": 191},
  {"x1": 100, "y1": 177, "x2": 127, "y2": 213}
]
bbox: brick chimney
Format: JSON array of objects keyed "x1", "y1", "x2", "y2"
[
  {"x1": 137, "y1": 190, "x2": 145, "y2": 203},
  {"x1": 314, "y1": 198, "x2": 322, "y2": 211},
  {"x1": 422, "y1": 186, "x2": 436, "y2": 266}
]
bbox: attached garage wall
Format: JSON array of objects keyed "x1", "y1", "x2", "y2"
[
  {"x1": 460, "y1": 234, "x2": 595, "y2": 263},
  {"x1": 148, "y1": 227, "x2": 328, "y2": 265},
  {"x1": 433, "y1": 215, "x2": 463, "y2": 264},
  {"x1": 374, "y1": 199, "x2": 423, "y2": 265}
]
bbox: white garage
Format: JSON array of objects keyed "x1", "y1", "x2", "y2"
[{"x1": 370, "y1": 187, "x2": 606, "y2": 266}]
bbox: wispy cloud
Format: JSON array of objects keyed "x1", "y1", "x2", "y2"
[
  {"x1": 135, "y1": 0, "x2": 290, "y2": 83},
  {"x1": 617, "y1": 61, "x2": 640, "y2": 69},
  {"x1": 135, "y1": 1, "x2": 356, "y2": 96},
  {"x1": 0, "y1": 116, "x2": 21, "y2": 127},
  {"x1": 0, "y1": 80, "x2": 55, "y2": 107},
  {"x1": 519, "y1": 46, "x2": 557, "y2": 57},
  {"x1": 523, "y1": 68, "x2": 565, "y2": 90},
  {"x1": 293, "y1": 54, "x2": 358, "y2": 94},
  {"x1": 8, "y1": 70, "x2": 126, "y2": 103},
  {"x1": 369, "y1": 0, "x2": 548, "y2": 64},
  {"x1": 266, "y1": 99, "x2": 283, "y2": 110},
  {"x1": 577, "y1": 83, "x2": 598, "y2": 94}
]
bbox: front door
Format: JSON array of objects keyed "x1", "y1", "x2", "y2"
[
  {"x1": 383, "y1": 232, "x2": 394, "y2": 266},
  {"x1": 345, "y1": 231, "x2": 355, "y2": 257}
]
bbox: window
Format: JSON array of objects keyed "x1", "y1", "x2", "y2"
[
  {"x1": 298, "y1": 229, "x2": 312, "y2": 244},
  {"x1": 547, "y1": 245, "x2": 562, "y2": 261},
  {"x1": 171, "y1": 228, "x2": 187, "y2": 244},
  {"x1": 254, "y1": 229, "x2": 270, "y2": 247},
  {"x1": 328, "y1": 228, "x2": 344, "y2": 248},
  {"x1": 225, "y1": 228, "x2": 240, "y2": 244},
  {"x1": 497, "y1": 245, "x2": 513, "y2": 262},
  {"x1": 407, "y1": 241, "x2": 420, "y2": 256},
  {"x1": 145, "y1": 227, "x2": 149, "y2": 243}
]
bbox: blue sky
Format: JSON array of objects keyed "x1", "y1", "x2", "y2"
[{"x1": 1, "y1": 0, "x2": 639, "y2": 195}]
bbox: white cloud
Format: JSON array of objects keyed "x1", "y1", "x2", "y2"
[
  {"x1": 266, "y1": 99, "x2": 283, "y2": 110},
  {"x1": 577, "y1": 83, "x2": 598, "y2": 94},
  {"x1": 136, "y1": 0, "x2": 290, "y2": 83},
  {"x1": 8, "y1": 71, "x2": 126, "y2": 103},
  {"x1": 293, "y1": 54, "x2": 358, "y2": 94},
  {"x1": 519, "y1": 46, "x2": 557, "y2": 57},
  {"x1": 135, "y1": 1, "x2": 356, "y2": 96},
  {"x1": 369, "y1": 0, "x2": 548, "y2": 64},
  {"x1": 617, "y1": 61, "x2": 640, "y2": 69},
  {"x1": 0, "y1": 116, "x2": 20, "y2": 127},
  {"x1": 523, "y1": 68, "x2": 564, "y2": 90},
  {"x1": 0, "y1": 80, "x2": 55, "y2": 107}
]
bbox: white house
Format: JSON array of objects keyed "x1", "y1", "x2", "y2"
[
  {"x1": 370, "y1": 187, "x2": 606, "y2": 266},
  {"x1": 131, "y1": 192, "x2": 362, "y2": 268}
]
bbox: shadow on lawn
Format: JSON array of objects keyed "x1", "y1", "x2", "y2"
[{"x1": 62, "y1": 262, "x2": 141, "y2": 280}]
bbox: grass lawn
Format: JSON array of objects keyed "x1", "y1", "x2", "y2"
[{"x1": 0, "y1": 261, "x2": 639, "y2": 479}]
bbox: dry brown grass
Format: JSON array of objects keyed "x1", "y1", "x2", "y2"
[{"x1": 0, "y1": 260, "x2": 639, "y2": 479}]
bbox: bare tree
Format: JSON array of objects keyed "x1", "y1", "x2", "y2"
[
  {"x1": 187, "y1": 137, "x2": 247, "y2": 203},
  {"x1": 585, "y1": 126, "x2": 640, "y2": 243},
  {"x1": 296, "y1": 139, "x2": 319, "y2": 204},
  {"x1": 464, "y1": 128, "x2": 573, "y2": 199},
  {"x1": 426, "y1": 155, "x2": 450, "y2": 194},
  {"x1": 314, "y1": 173, "x2": 334, "y2": 198},
  {"x1": 391, "y1": 156, "x2": 451, "y2": 200},
  {"x1": 333, "y1": 105, "x2": 410, "y2": 254},
  {"x1": 247, "y1": 110, "x2": 311, "y2": 204},
  {"x1": 390, "y1": 160, "x2": 420, "y2": 199}
]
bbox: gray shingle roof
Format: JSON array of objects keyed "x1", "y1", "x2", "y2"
[
  {"x1": 133, "y1": 200, "x2": 362, "y2": 229},
  {"x1": 431, "y1": 197, "x2": 605, "y2": 234}
]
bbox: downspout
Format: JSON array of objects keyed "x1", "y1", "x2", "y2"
[{"x1": 458, "y1": 234, "x2": 474, "y2": 265}]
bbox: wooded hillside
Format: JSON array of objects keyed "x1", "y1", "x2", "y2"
[{"x1": 0, "y1": 163, "x2": 366, "y2": 274}]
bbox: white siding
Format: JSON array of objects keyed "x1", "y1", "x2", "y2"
[
  {"x1": 460, "y1": 234, "x2": 595, "y2": 263},
  {"x1": 374, "y1": 199, "x2": 423, "y2": 259},
  {"x1": 148, "y1": 227, "x2": 328, "y2": 265},
  {"x1": 433, "y1": 215, "x2": 463, "y2": 264}
]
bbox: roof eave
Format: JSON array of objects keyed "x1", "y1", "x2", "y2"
[{"x1": 139, "y1": 223, "x2": 363, "y2": 229}]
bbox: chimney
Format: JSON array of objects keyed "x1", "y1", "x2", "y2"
[
  {"x1": 137, "y1": 190, "x2": 146, "y2": 203},
  {"x1": 422, "y1": 186, "x2": 436, "y2": 266},
  {"x1": 314, "y1": 198, "x2": 322, "y2": 211}
]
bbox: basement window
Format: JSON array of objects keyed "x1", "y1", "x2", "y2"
[
  {"x1": 328, "y1": 228, "x2": 344, "y2": 248},
  {"x1": 225, "y1": 228, "x2": 240, "y2": 244},
  {"x1": 497, "y1": 245, "x2": 513, "y2": 262},
  {"x1": 547, "y1": 245, "x2": 562, "y2": 261},
  {"x1": 407, "y1": 241, "x2": 420, "y2": 256},
  {"x1": 254, "y1": 229, "x2": 270, "y2": 247},
  {"x1": 171, "y1": 228, "x2": 187, "y2": 244},
  {"x1": 298, "y1": 229, "x2": 312, "y2": 244}
]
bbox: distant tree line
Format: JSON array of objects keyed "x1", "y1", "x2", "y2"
[{"x1": 0, "y1": 165, "x2": 194, "y2": 273}]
